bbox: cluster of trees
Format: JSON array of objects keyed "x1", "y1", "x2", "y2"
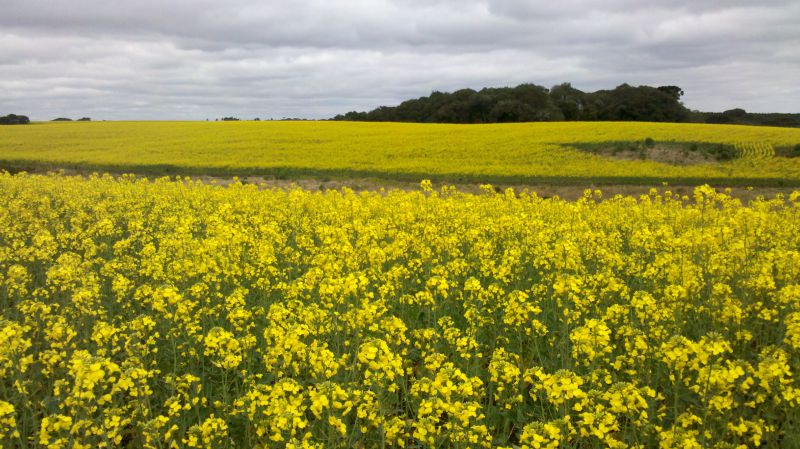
[
  {"x1": 698, "y1": 109, "x2": 800, "y2": 127},
  {"x1": 208, "y1": 117, "x2": 308, "y2": 121},
  {"x1": 333, "y1": 83, "x2": 692, "y2": 124},
  {"x1": 52, "y1": 117, "x2": 91, "y2": 122},
  {"x1": 0, "y1": 114, "x2": 30, "y2": 125}
]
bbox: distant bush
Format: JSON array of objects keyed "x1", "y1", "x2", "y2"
[
  {"x1": 52, "y1": 118, "x2": 73, "y2": 121},
  {"x1": 723, "y1": 108, "x2": 747, "y2": 118},
  {"x1": 704, "y1": 113, "x2": 732, "y2": 124},
  {"x1": 0, "y1": 114, "x2": 30, "y2": 125},
  {"x1": 644, "y1": 137, "x2": 655, "y2": 148},
  {"x1": 708, "y1": 144, "x2": 738, "y2": 161},
  {"x1": 77, "y1": 117, "x2": 91, "y2": 121}
]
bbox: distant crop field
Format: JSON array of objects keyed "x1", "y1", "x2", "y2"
[{"x1": 1, "y1": 121, "x2": 800, "y2": 185}]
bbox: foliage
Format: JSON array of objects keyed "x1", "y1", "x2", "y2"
[
  {"x1": 702, "y1": 109, "x2": 800, "y2": 128},
  {"x1": 657, "y1": 85, "x2": 685, "y2": 100},
  {"x1": 1, "y1": 173, "x2": 800, "y2": 448},
  {"x1": 578, "y1": 141, "x2": 744, "y2": 163},
  {"x1": 587, "y1": 84, "x2": 690, "y2": 123},
  {"x1": 333, "y1": 83, "x2": 690, "y2": 123},
  {"x1": 2, "y1": 121, "x2": 800, "y2": 185},
  {"x1": 0, "y1": 114, "x2": 30, "y2": 125},
  {"x1": 775, "y1": 144, "x2": 800, "y2": 158}
]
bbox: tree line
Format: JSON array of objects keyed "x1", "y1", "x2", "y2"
[
  {"x1": 0, "y1": 114, "x2": 30, "y2": 125},
  {"x1": 332, "y1": 83, "x2": 800, "y2": 126},
  {"x1": 332, "y1": 83, "x2": 689, "y2": 123},
  {"x1": 0, "y1": 115, "x2": 92, "y2": 125},
  {"x1": 699, "y1": 108, "x2": 800, "y2": 128}
]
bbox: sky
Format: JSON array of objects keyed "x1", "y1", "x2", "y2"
[{"x1": 1, "y1": 0, "x2": 799, "y2": 121}]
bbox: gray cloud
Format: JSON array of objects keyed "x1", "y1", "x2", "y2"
[{"x1": 1, "y1": 0, "x2": 798, "y2": 120}]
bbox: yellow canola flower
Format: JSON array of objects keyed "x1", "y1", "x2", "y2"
[
  {"x1": 357, "y1": 338, "x2": 405, "y2": 392},
  {"x1": 570, "y1": 318, "x2": 613, "y2": 365},
  {"x1": 0, "y1": 401, "x2": 20, "y2": 441},
  {"x1": 184, "y1": 415, "x2": 229, "y2": 449},
  {"x1": 520, "y1": 421, "x2": 562, "y2": 449},
  {"x1": 203, "y1": 327, "x2": 243, "y2": 369},
  {"x1": 3, "y1": 121, "x2": 800, "y2": 183},
  {"x1": 0, "y1": 173, "x2": 798, "y2": 448},
  {"x1": 526, "y1": 368, "x2": 587, "y2": 406},
  {"x1": 0, "y1": 321, "x2": 32, "y2": 378}
]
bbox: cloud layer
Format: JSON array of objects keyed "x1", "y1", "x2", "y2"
[{"x1": 2, "y1": 0, "x2": 798, "y2": 120}]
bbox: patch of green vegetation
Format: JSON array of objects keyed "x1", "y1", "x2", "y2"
[
  {"x1": 775, "y1": 144, "x2": 800, "y2": 158},
  {"x1": 574, "y1": 141, "x2": 739, "y2": 162},
  {"x1": 704, "y1": 143, "x2": 738, "y2": 161}
]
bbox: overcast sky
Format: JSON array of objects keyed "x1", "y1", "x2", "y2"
[{"x1": 2, "y1": 0, "x2": 799, "y2": 121}]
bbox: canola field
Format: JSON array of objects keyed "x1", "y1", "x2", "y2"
[
  {"x1": 2, "y1": 172, "x2": 800, "y2": 448},
  {"x1": 2, "y1": 121, "x2": 800, "y2": 184}
]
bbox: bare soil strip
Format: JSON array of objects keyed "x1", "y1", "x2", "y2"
[{"x1": 8, "y1": 165, "x2": 797, "y2": 201}]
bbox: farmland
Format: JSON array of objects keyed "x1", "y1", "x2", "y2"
[
  {"x1": 2, "y1": 172, "x2": 800, "y2": 448},
  {"x1": 2, "y1": 121, "x2": 800, "y2": 185},
  {"x1": 2, "y1": 120, "x2": 800, "y2": 448},
  {"x1": 6, "y1": 0, "x2": 800, "y2": 447}
]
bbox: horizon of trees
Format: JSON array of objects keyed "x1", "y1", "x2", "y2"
[
  {"x1": 3, "y1": 83, "x2": 799, "y2": 127},
  {"x1": 0, "y1": 114, "x2": 30, "y2": 125},
  {"x1": 332, "y1": 83, "x2": 800, "y2": 127},
  {"x1": 332, "y1": 83, "x2": 691, "y2": 123}
]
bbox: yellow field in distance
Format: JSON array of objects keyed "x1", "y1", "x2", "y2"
[{"x1": 1, "y1": 121, "x2": 800, "y2": 184}]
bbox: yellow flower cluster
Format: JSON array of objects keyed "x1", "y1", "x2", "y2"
[
  {"x1": 1, "y1": 172, "x2": 800, "y2": 448},
  {"x1": 0, "y1": 401, "x2": 20, "y2": 443},
  {"x1": 204, "y1": 327, "x2": 243, "y2": 370},
  {"x1": 569, "y1": 318, "x2": 612, "y2": 364}
]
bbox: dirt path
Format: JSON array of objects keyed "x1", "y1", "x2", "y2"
[
  {"x1": 156, "y1": 174, "x2": 800, "y2": 201},
  {"x1": 7, "y1": 166, "x2": 798, "y2": 201}
]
